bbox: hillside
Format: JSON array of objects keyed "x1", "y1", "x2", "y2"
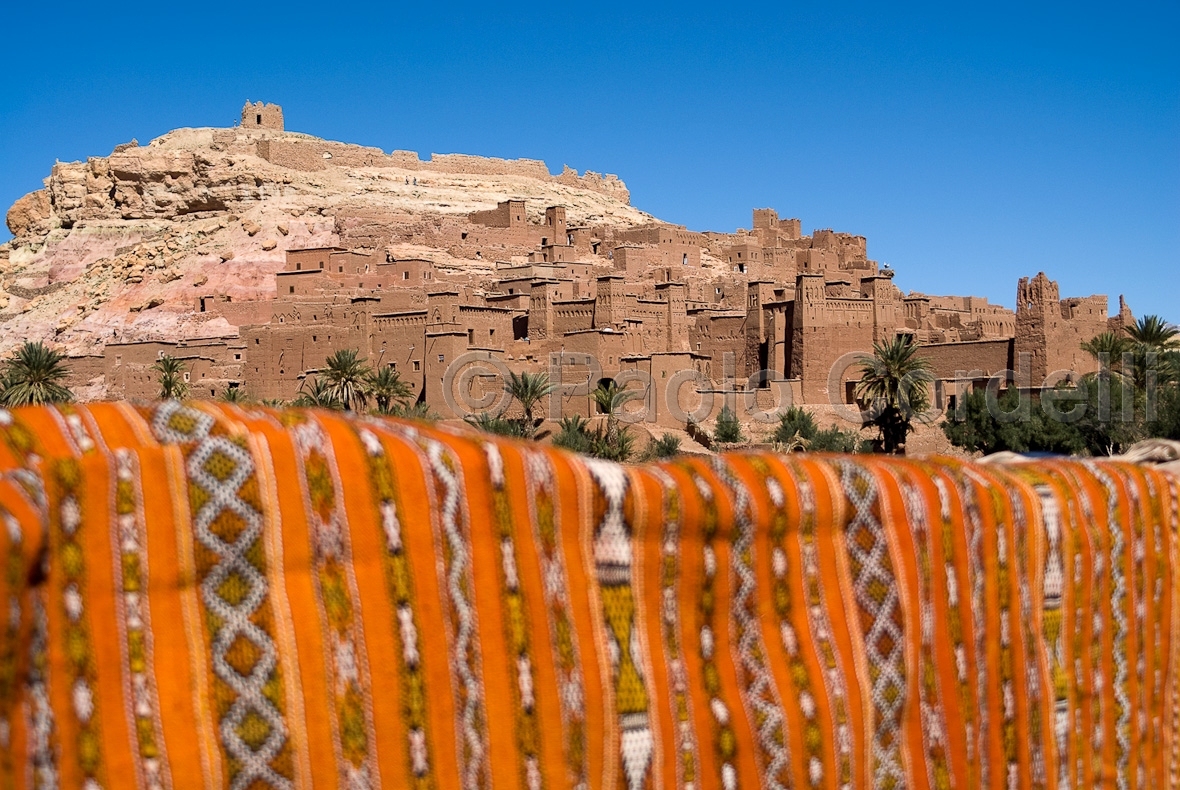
[{"x1": 0, "y1": 125, "x2": 653, "y2": 356}]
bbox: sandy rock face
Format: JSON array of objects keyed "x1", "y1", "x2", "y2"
[
  {"x1": 0, "y1": 124, "x2": 653, "y2": 357},
  {"x1": 6, "y1": 190, "x2": 52, "y2": 236}
]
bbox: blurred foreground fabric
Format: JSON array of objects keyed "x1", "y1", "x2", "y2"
[{"x1": 0, "y1": 401, "x2": 1178, "y2": 790}]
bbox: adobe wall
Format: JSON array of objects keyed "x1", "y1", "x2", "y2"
[
  {"x1": 1016, "y1": 272, "x2": 1110, "y2": 383},
  {"x1": 469, "y1": 200, "x2": 526, "y2": 229},
  {"x1": 252, "y1": 138, "x2": 629, "y2": 202},
  {"x1": 917, "y1": 339, "x2": 1014, "y2": 380},
  {"x1": 242, "y1": 101, "x2": 283, "y2": 131},
  {"x1": 791, "y1": 274, "x2": 879, "y2": 404}
]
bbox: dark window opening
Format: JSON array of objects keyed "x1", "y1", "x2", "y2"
[
  {"x1": 256, "y1": 114, "x2": 262, "y2": 124},
  {"x1": 295, "y1": 262, "x2": 301, "y2": 270}
]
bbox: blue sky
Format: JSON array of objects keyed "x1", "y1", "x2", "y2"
[{"x1": 2, "y1": 2, "x2": 1177, "y2": 319}]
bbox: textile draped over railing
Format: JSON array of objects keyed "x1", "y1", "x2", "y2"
[{"x1": 0, "y1": 401, "x2": 1177, "y2": 790}]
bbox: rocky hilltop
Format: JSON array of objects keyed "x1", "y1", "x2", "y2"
[{"x1": 0, "y1": 124, "x2": 649, "y2": 356}]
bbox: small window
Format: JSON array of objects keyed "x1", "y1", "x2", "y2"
[
  {"x1": 319, "y1": 261, "x2": 324, "y2": 269},
  {"x1": 256, "y1": 114, "x2": 262, "y2": 124},
  {"x1": 234, "y1": 353, "x2": 241, "y2": 361},
  {"x1": 183, "y1": 372, "x2": 190, "y2": 382},
  {"x1": 489, "y1": 329, "x2": 495, "y2": 338},
  {"x1": 413, "y1": 360, "x2": 420, "y2": 371},
  {"x1": 468, "y1": 329, "x2": 474, "y2": 343},
  {"x1": 255, "y1": 339, "x2": 260, "y2": 344},
  {"x1": 289, "y1": 286, "x2": 295, "y2": 294},
  {"x1": 403, "y1": 272, "x2": 409, "y2": 280},
  {"x1": 438, "y1": 354, "x2": 445, "y2": 363},
  {"x1": 312, "y1": 335, "x2": 317, "y2": 342},
  {"x1": 296, "y1": 262, "x2": 301, "y2": 271},
  {"x1": 339, "y1": 266, "x2": 344, "y2": 273},
  {"x1": 116, "y1": 355, "x2": 122, "y2": 366}
]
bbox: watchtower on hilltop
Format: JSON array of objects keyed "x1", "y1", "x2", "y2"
[{"x1": 241, "y1": 100, "x2": 283, "y2": 131}]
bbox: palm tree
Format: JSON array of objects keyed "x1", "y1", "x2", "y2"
[
  {"x1": 1127, "y1": 315, "x2": 1180, "y2": 348},
  {"x1": 367, "y1": 366, "x2": 413, "y2": 414},
  {"x1": 854, "y1": 334, "x2": 932, "y2": 454},
  {"x1": 152, "y1": 355, "x2": 189, "y2": 400},
  {"x1": 323, "y1": 349, "x2": 372, "y2": 411},
  {"x1": 503, "y1": 371, "x2": 556, "y2": 436},
  {"x1": 220, "y1": 385, "x2": 247, "y2": 403},
  {"x1": 591, "y1": 380, "x2": 640, "y2": 448},
  {"x1": 1081, "y1": 331, "x2": 1132, "y2": 373},
  {"x1": 1123, "y1": 316, "x2": 1180, "y2": 391},
  {"x1": 293, "y1": 376, "x2": 343, "y2": 410},
  {"x1": 0, "y1": 341, "x2": 73, "y2": 406}
]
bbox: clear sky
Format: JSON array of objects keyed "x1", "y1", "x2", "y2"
[{"x1": 2, "y1": 2, "x2": 1176, "y2": 319}]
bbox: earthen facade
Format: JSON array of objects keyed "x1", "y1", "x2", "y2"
[{"x1": 47, "y1": 103, "x2": 1133, "y2": 427}]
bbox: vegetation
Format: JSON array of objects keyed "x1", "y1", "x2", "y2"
[
  {"x1": 773, "y1": 406, "x2": 818, "y2": 448},
  {"x1": 592, "y1": 380, "x2": 640, "y2": 449},
  {"x1": 772, "y1": 406, "x2": 864, "y2": 453},
  {"x1": 502, "y1": 371, "x2": 557, "y2": 438},
  {"x1": 220, "y1": 385, "x2": 247, "y2": 403},
  {"x1": 152, "y1": 354, "x2": 189, "y2": 400},
  {"x1": 293, "y1": 376, "x2": 343, "y2": 410},
  {"x1": 551, "y1": 415, "x2": 594, "y2": 455},
  {"x1": 713, "y1": 404, "x2": 744, "y2": 443},
  {"x1": 323, "y1": 349, "x2": 371, "y2": 411},
  {"x1": 639, "y1": 433, "x2": 683, "y2": 461},
  {"x1": 945, "y1": 315, "x2": 1180, "y2": 456},
  {"x1": 368, "y1": 365, "x2": 413, "y2": 415},
  {"x1": 0, "y1": 341, "x2": 74, "y2": 407},
  {"x1": 543, "y1": 383, "x2": 643, "y2": 462},
  {"x1": 855, "y1": 335, "x2": 932, "y2": 454},
  {"x1": 1127, "y1": 314, "x2": 1180, "y2": 348},
  {"x1": 387, "y1": 401, "x2": 436, "y2": 421},
  {"x1": 465, "y1": 411, "x2": 531, "y2": 438},
  {"x1": 1080, "y1": 331, "x2": 1131, "y2": 372}
]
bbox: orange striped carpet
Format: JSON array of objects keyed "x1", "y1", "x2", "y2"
[{"x1": 0, "y1": 401, "x2": 1177, "y2": 790}]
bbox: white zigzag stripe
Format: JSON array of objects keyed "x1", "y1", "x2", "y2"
[{"x1": 153, "y1": 402, "x2": 291, "y2": 790}]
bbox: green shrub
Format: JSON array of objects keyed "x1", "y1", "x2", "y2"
[
  {"x1": 640, "y1": 433, "x2": 682, "y2": 461},
  {"x1": 774, "y1": 407, "x2": 818, "y2": 444},
  {"x1": 467, "y1": 411, "x2": 529, "y2": 438},
  {"x1": 807, "y1": 425, "x2": 863, "y2": 453},
  {"x1": 713, "y1": 405, "x2": 743, "y2": 444},
  {"x1": 552, "y1": 415, "x2": 594, "y2": 454}
]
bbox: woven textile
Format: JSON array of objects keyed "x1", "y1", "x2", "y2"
[{"x1": 0, "y1": 402, "x2": 1178, "y2": 790}]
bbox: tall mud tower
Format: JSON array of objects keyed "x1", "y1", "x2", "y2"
[{"x1": 242, "y1": 100, "x2": 283, "y2": 131}]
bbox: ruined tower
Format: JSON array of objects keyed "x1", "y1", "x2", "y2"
[{"x1": 241, "y1": 101, "x2": 284, "y2": 131}]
